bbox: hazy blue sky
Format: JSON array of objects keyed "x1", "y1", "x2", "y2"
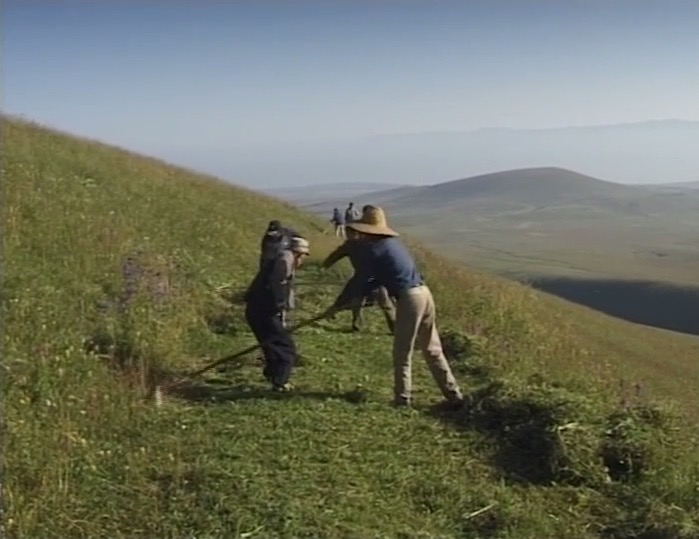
[{"x1": 3, "y1": 1, "x2": 699, "y2": 186}]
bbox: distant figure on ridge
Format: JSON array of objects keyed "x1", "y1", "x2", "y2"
[
  {"x1": 322, "y1": 226, "x2": 395, "y2": 334},
  {"x1": 322, "y1": 205, "x2": 464, "y2": 410},
  {"x1": 330, "y1": 207, "x2": 346, "y2": 238},
  {"x1": 344, "y1": 202, "x2": 360, "y2": 225},
  {"x1": 244, "y1": 236, "x2": 311, "y2": 392}
]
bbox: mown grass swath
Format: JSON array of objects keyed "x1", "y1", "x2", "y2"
[{"x1": 2, "y1": 117, "x2": 698, "y2": 538}]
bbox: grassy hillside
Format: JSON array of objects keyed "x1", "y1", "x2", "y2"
[{"x1": 2, "y1": 118, "x2": 699, "y2": 538}]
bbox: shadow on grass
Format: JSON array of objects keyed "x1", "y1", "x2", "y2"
[
  {"x1": 203, "y1": 308, "x2": 239, "y2": 336},
  {"x1": 526, "y1": 276, "x2": 699, "y2": 336},
  {"x1": 426, "y1": 380, "x2": 587, "y2": 486},
  {"x1": 163, "y1": 380, "x2": 366, "y2": 405},
  {"x1": 312, "y1": 322, "x2": 359, "y2": 334},
  {"x1": 312, "y1": 322, "x2": 392, "y2": 336}
]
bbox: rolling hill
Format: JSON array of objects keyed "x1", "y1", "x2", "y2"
[
  {"x1": 2, "y1": 118, "x2": 699, "y2": 538},
  {"x1": 304, "y1": 166, "x2": 699, "y2": 218},
  {"x1": 372, "y1": 167, "x2": 699, "y2": 237}
]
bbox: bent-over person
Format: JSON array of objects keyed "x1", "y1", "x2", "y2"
[
  {"x1": 244, "y1": 236, "x2": 310, "y2": 391},
  {"x1": 258, "y1": 219, "x2": 304, "y2": 326},
  {"x1": 322, "y1": 206, "x2": 464, "y2": 409},
  {"x1": 321, "y1": 227, "x2": 395, "y2": 334}
]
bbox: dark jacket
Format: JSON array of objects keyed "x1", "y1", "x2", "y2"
[
  {"x1": 245, "y1": 251, "x2": 295, "y2": 314},
  {"x1": 331, "y1": 209, "x2": 345, "y2": 225},
  {"x1": 259, "y1": 226, "x2": 300, "y2": 269}
]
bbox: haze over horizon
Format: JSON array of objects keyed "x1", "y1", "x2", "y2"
[{"x1": 4, "y1": 1, "x2": 699, "y2": 187}]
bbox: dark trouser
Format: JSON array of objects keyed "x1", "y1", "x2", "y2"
[
  {"x1": 245, "y1": 304, "x2": 297, "y2": 387},
  {"x1": 351, "y1": 286, "x2": 396, "y2": 333}
]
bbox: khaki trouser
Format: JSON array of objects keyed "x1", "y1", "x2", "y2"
[
  {"x1": 351, "y1": 286, "x2": 395, "y2": 333},
  {"x1": 392, "y1": 285, "x2": 462, "y2": 405}
]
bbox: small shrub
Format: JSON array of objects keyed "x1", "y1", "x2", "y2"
[
  {"x1": 599, "y1": 488, "x2": 699, "y2": 539},
  {"x1": 215, "y1": 284, "x2": 246, "y2": 305},
  {"x1": 441, "y1": 329, "x2": 473, "y2": 362},
  {"x1": 118, "y1": 250, "x2": 173, "y2": 310},
  {"x1": 344, "y1": 385, "x2": 370, "y2": 404},
  {"x1": 459, "y1": 380, "x2": 609, "y2": 486},
  {"x1": 83, "y1": 325, "x2": 139, "y2": 371},
  {"x1": 441, "y1": 329, "x2": 493, "y2": 381},
  {"x1": 600, "y1": 403, "x2": 670, "y2": 483},
  {"x1": 202, "y1": 305, "x2": 239, "y2": 335}
]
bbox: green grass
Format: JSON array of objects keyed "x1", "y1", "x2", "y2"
[
  {"x1": 2, "y1": 118, "x2": 699, "y2": 538},
  {"x1": 391, "y1": 217, "x2": 699, "y2": 286}
]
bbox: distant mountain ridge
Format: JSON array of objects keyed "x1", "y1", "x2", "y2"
[
  {"x1": 638, "y1": 180, "x2": 699, "y2": 193},
  {"x1": 295, "y1": 167, "x2": 699, "y2": 244},
  {"x1": 371, "y1": 119, "x2": 699, "y2": 139},
  {"x1": 264, "y1": 181, "x2": 408, "y2": 204},
  {"x1": 389, "y1": 167, "x2": 636, "y2": 206},
  {"x1": 296, "y1": 166, "x2": 699, "y2": 221}
]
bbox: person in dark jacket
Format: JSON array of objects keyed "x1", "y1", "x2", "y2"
[
  {"x1": 244, "y1": 236, "x2": 310, "y2": 391},
  {"x1": 330, "y1": 208, "x2": 346, "y2": 237},
  {"x1": 322, "y1": 227, "x2": 395, "y2": 333},
  {"x1": 258, "y1": 220, "x2": 303, "y2": 325},
  {"x1": 322, "y1": 206, "x2": 464, "y2": 409},
  {"x1": 259, "y1": 220, "x2": 301, "y2": 270}
]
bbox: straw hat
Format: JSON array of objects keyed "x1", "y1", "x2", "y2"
[{"x1": 346, "y1": 206, "x2": 399, "y2": 237}]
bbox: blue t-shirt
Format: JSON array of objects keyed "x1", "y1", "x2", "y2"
[
  {"x1": 333, "y1": 209, "x2": 345, "y2": 225},
  {"x1": 333, "y1": 237, "x2": 423, "y2": 307}
]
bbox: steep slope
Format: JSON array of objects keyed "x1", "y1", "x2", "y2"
[{"x1": 2, "y1": 118, "x2": 698, "y2": 538}]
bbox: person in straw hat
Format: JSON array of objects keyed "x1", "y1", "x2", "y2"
[
  {"x1": 322, "y1": 206, "x2": 464, "y2": 409},
  {"x1": 321, "y1": 225, "x2": 396, "y2": 334},
  {"x1": 244, "y1": 236, "x2": 311, "y2": 392}
]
